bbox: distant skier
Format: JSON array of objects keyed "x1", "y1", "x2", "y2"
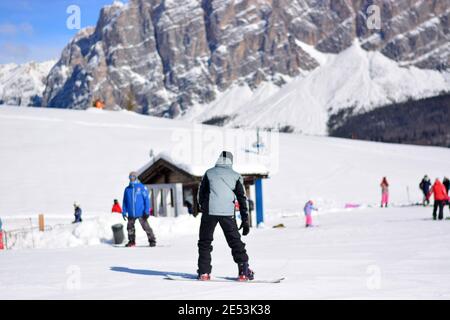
[
  {"x1": 443, "y1": 177, "x2": 450, "y2": 209},
  {"x1": 111, "y1": 199, "x2": 122, "y2": 214},
  {"x1": 304, "y1": 200, "x2": 318, "y2": 227},
  {"x1": 428, "y1": 178, "x2": 448, "y2": 221},
  {"x1": 380, "y1": 177, "x2": 389, "y2": 208},
  {"x1": 197, "y1": 151, "x2": 254, "y2": 281},
  {"x1": 73, "y1": 202, "x2": 82, "y2": 223},
  {"x1": 184, "y1": 200, "x2": 195, "y2": 216},
  {"x1": 419, "y1": 175, "x2": 432, "y2": 206},
  {"x1": 122, "y1": 171, "x2": 156, "y2": 247}
]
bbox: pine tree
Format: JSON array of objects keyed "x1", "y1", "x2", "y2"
[{"x1": 126, "y1": 89, "x2": 137, "y2": 112}]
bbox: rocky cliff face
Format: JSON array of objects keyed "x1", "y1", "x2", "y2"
[{"x1": 42, "y1": 0, "x2": 450, "y2": 116}]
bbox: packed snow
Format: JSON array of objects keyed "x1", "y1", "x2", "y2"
[
  {"x1": 1, "y1": 106, "x2": 450, "y2": 299},
  {"x1": 1, "y1": 206, "x2": 450, "y2": 299},
  {"x1": 183, "y1": 41, "x2": 450, "y2": 135}
]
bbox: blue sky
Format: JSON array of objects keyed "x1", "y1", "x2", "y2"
[{"x1": 0, "y1": 0, "x2": 126, "y2": 64}]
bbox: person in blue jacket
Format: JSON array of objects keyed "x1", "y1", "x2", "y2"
[
  {"x1": 122, "y1": 171, "x2": 157, "y2": 247},
  {"x1": 73, "y1": 202, "x2": 83, "y2": 223}
]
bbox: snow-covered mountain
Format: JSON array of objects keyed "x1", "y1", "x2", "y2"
[
  {"x1": 2, "y1": 0, "x2": 450, "y2": 135},
  {"x1": 183, "y1": 41, "x2": 450, "y2": 134},
  {"x1": 0, "y1": 60, "x2": 55, "y2": 107},
  {"x1": 41, "y1": 0, "x2": 449, "y2": 117}
]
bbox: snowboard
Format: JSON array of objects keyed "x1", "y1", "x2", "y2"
[
  {"x1": 165, "y1": 274, "x2": 285, "y2": 283},
  {"x1": 112, "y1": 244, "x2": 171, "y2": 248}
]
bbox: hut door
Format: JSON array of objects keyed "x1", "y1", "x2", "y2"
[{"x1": 147, "y1": 184, "x2": 184, "y2": 217}]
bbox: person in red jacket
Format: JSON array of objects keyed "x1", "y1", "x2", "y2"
[
  {"x1": 111, "y1": 199, "x2": 122, "y2": 214},
  {"x1": 428, "y1": 179, "x2": 448, "y2": 220}
]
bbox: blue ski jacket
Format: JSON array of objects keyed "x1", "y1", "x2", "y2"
[
  {"x1": 304, "y1": 202, "x2": 318, "y2": 216},
  {"x1": 122, "y1": 181, "x2": 151, "y2": 218}
]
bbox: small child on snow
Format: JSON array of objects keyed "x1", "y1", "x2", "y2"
[
  {"x1": 111, "y1": 199, "x2": 122, "y2": 214},
  {"x1": 304, "y1": 200, "x2": 318, "y2": 228},
  {"x1": 73, "y1": 202, "x2": 83, "y2": 223}
]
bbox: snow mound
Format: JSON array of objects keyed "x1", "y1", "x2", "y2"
[{"x1": 5, "y1": 214, "x2": 200, "y2": 250}]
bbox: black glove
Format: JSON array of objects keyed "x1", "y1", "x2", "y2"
[
  {"x1": 123, "y1": 215, "x2": 127, "y2": 221},
  {"x1": 239, "y1": 219, "x2": 250, "y2": 236},
  {"x1": 142, "y1": 213, "x2": 149, "y2": 220}
]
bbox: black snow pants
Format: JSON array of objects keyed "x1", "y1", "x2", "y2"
[
  {"x1": 197, "y1": 213, "x2": 249, "y2": 275},
  {"x1": 127, "y1": 217, "x2": 156, "y2": 244},
  {"x1": 433, "y1": 200, "x2": 444, "y2": 220}
]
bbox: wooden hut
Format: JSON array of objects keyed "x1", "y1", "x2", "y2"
[{"x1": 137, "y1": 154, "x2": 269, "y2": 225}]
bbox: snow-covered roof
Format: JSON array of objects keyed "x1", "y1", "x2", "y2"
[{"x1": 137, "y1": 151, "x2": 270, "y2": 178}]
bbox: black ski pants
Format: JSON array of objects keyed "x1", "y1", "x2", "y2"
[
  {"x1": 197, "y1": 213, "x2": 249, "y2": 274},
  {"x1": 433, "y1": 200, "x2": 444, "y2": 220}
]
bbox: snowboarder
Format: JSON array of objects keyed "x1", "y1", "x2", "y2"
[
  {"x1": 380, "y1": 177, "x2": 389, "y2": 208},
  {"x1": 419, "y1": 175, "x2": 432, "y2": 206},
  {"x1": 73, "y1": 202, "x2": 82, "y2": 223},
  {"x1": 304, "y1": 200, "x2": 318, "y2": 227},
  {"x1": 122, "y1": 171, "x2": 156, "y2": 247},
  {"x1": 428, "y1": 178, "x2": 448, "y2": 221},
  {"x1": 111, "y1": 199, "x2": 122, "y2": 214},
  {"x1": 197, "y1": 151, "x2": 254, "y2": 281}
]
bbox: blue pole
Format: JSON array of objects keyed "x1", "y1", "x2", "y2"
[{"x1": 255, "y1": 178, "x2": 264, "y2": 226}]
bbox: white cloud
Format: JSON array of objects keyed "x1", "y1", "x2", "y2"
[
  {"x1": 0, "y1": 43, "x2": 31, "y2": 63},
  {"x1": 0, "y1": 22, "x2": 34, "y2": 36},
  {"x1": 0, "y1": 42, "x2": 63, "y2": 64},
  {"x1": 0, "y1": 23, "x2": 18, "y2": 36},
  {"x1": 19, "y1": 23, "x2": 34, "y2": 36}
]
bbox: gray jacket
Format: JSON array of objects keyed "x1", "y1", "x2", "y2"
[{"x1": 198, "y1": 155, "x2": 248, "y2": 219}]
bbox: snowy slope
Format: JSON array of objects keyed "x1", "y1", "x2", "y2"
[
  {"x1": 1, "y1": 206, "x2": 450, "y2": 299},
  {"x1": 1, "y1": 105, "x2": 450, "y2": 220},
  {"x1": 183, "y1": 42, "x2": 450, "y2": 135},
  {"x1": 0, "y1": 60, "x2": 55, "y2": 106},
  {"x1": 1, "y1": 106, "x2": 450, "y2": 299}
]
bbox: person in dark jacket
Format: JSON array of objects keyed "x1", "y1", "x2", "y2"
[
  {"x1": 419, "y1": 175, "x2": 432, "y2": 206},
  {"x1": 122, "y1": 171, "x2": 156, "y2": 247},
  {"x1": 197, "y1": 151, "x2": 254, "y2": 281},
  {"x1": 443, "y1": 177, "x2": 450, "y2": 208},
  {"x1": 443, "y1": 177, "x2": 450, "y2": 195},
  {"x1": 73, "y1": 202, "x2": 82, "y2": 223}
]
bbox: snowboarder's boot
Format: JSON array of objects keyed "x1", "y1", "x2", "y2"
[
  {"x1": 125, "y1": 241, "x2": 136, "y2": 247},
  {"x1": 198, "y1": 273, "x2": 211, "y2": 281},
  {"x1": 238, "y1": 262, "x2": 254, "y2": 281},
  {"x1": 149, "y1": 241, "x2": 156, "y2": 247}
]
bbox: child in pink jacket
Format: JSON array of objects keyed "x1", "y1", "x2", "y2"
[{"x1": 304, "y1": 200, "x2": 318, "y2": 227}]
